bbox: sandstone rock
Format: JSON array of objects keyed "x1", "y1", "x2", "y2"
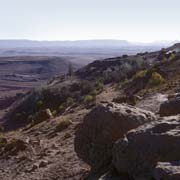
[
  {"x1": 113, "y1": 115, "x2": 180, "y2": 179},
  {"x1": 75, "y1": 102, "x2": 156, "y2": 172},
  {"x1": 153, "y1": 161, "x2": 180, "y2": 180},
  {"x1": 159, "y1": 93, "x2": 180, "y2": 116}
]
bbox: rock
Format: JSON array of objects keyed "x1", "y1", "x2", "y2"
[
  {"x1": 159, "y1": 93, "x2": 180, "y2": 116},
  {"x1": 75, "y1": 102, "x2": 156, "y2": 172},
  {"x1": 153, "y1": 161, "x2": 180, "y2": 180},
  {"x1": 26, "y1": 163, "x2": 39, "y2": 173},
  {"x1": 113, "y1": 115, "x2": 180, "y2": 179},
  {"x1": 39, "y1": 160, "x2": 49, "y2": 168}
]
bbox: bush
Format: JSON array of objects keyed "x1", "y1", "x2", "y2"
[
  {"x1": 55, "y1": 118, "x2": 72, "y2": 132},
  {"x1": 81, "y1": 81, "x2": 94, "y2": 95},
  {"x1": 90, "y1": 90, "x2": 98, "y2": 96},
  {"x1": 52, "y1": 110, "x2": 57, "y2": 116},
  {"x1": 36, "y1": 100, "x2": 43, "y2": 109},
  {"x1": 134, "y1": 70, "x2": 147, "y2": 79},
  {"x1": 149, "y1": 72, "x2": 165, "y2": 87},
  {"x1": 83, "y1": 95, "x2": 94, "y2": 105},
  {"x1": 59, "y1": 104, "x2": 65, "y2": 113},
  {"x1": 66, "y1": 97, "x2": 74, "y2": 106},
  {"x1": 121, "y1": 78, "x2": 130, "y2": 88},
  {"x1": 169, "y1": 53, "x2": 176, "y2": 61}
]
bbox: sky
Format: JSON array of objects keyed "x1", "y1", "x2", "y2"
[{"x1": 0, "y1": 0, "x2": 180, "y2": 42}]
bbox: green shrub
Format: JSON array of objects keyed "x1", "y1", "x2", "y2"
[
  {"x1": 134, "y1": 70, "x2": 147, "y2": 79},
  {"x1": 66, "y1": 97, "x2": 74, "y2": 106},
  {"x1": 0, "y1": 137, "x2": 7, "y2": 147},
  {"x1": 52, "y1": 110, "x2": 57, "y2": 116},
  {"x1": 83, "y1": 95, "x2": 94, "y2": 105},
  {"x1": 59, "y1": 104, "x2": 65, "y2": 113},
  {"x1": 55, "y1": 118, "x2": 72, "y2": 132},
  {"x1": 121, "y1": 78, "x2": 130, "y2": 88},
  {"x1": 149, "y1": 72, "x2": 165, "y2": 86},
  {"x1": 36, "y1": 100, "x2": 43, "y2": 109},
  {"x1": 90, "y1": 90, "x2": 98, "y2": 96},
  {"x1": 95, "y1": 81, "x2": 104, "y2": 92},
  {"x1": 169, "y1": 53, "x2": 176, "y2": 61},
  {"x1": 81, "y1": 81, "x2": 94, "y2": 95}
]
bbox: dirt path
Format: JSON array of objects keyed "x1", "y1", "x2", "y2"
[{"x1": 0, "y1": 108, "x2": 90, "y2": 180}]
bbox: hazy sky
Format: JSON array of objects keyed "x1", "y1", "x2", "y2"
[{"x1": 0, "y1": 0, "x2": 180, "y2": 42}]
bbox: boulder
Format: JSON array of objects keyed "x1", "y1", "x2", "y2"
[
  {"x1": 153, "y1": 161, "x2": 180, "y2": 180},
  {"x1": 75, "y1": 102, "x2": 156, "y2": 172},
  {"x1": 113, "y1": 115, "x2": 180, "y2": 179},
  {"x1": 159, "y1": 93, "x2": 180, "y2": 116}
]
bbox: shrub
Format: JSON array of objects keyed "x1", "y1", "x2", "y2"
[
  {"x1": 121, "y1": 78, "x2": 130, "y2": 88},
  {"x1": 15, "y1": 112, "x2": 26, "y2": 120},
  {"x1": 122, "y1": 55, "x2": 128, "y2": 58},
  {"x1": 55, "y1": 118, "x2": 72, "y2": 132},
  {"x1": 66, "y1": 97, "x2": 74, "y2": 106},
  {"x1": 36, "y1": 100, "x2": 43, "y2": 109},
  {"x1": 52, "y1": 110, "x2": 57, "y2": 116},
  {"x1": 31, "y1": 109, "x2": 53, "y2": 126},
  {"x1": 90, "y1": 90, "x2": 98, "y2": 96},
  {"x1": 4, "y1": 139, "x2": 27, "y2": 155},
  {"x1": 59, "y1": 104, "x2": 65, "y2": 113},
  {"x1": 149, "y1": 72, "x2": 165, "y2": 87},
  {"x1": 0, "y1": 137, "x2": 7, "y2": 147},
  {"x1": 83, "y1": 95, "x2": 94, "y2": 105},
  {"x1": 169, "y1": 53, "x2": 176, "y2": 61},
  {"x1": 0, "y1": 125, "x2": 4, "y2": 132},
  {"x1": 81, "y1": 81, "x2": 94, "y2": 95},
  {"x1": 134, "y1": 70, "x2": 147, "y2": 79}
]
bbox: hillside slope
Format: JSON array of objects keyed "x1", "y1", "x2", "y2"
[{"x1": 0, "y1": 44, "x2": 180, "y2": 180}]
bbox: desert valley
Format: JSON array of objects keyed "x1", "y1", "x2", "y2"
[{"x1": 0, "y1": 40, "x2": 179, "y2": 179}]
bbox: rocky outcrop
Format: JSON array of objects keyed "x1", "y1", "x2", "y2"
[
  {"x1": 113, "y1": 115, "x2": 180, "y2": 179},
  {"x1": 159, "y1": 93, "x2": 180, "y2": 116},
  {"x1": 75, "y1": 102, "x2": 156, "y2": 172},
  {"x1": 153, "y1": 161, "x2": 180, "y2": 180}
]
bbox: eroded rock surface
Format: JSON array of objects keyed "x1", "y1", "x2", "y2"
[
  {"x1": 153, "y1": 161, "x2": 180, "y2": 180},
  {"x1": 159, "y1": 93, "x2": 180, "y2": 116},
  {"x1": 75, "y1": 102, "x2": 156, "y2": 172},
  {"x1": 113, "y1": 115, "x2": 180, "y2": 179}
]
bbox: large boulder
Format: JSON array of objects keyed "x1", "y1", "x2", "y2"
[
  {"x1": 159, "y1": 93, "x2": 180, "y2": 116},
  {"x1": 75, "y1": 102, "x2": 156, "y2": 172},
  {"x1": 113, "y1": 115, "x2": 180, "y2": 179}
]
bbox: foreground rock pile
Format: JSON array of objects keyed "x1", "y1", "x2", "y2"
[
  {"x1": 113, "y1": 115, "x2": 180, "y2": 179},
  {"x1": 159, "y1": 93, "x2": 180, "y2": 117},
  {"x1": 75, "y1": 95, "x2": 180, "y2": 179},
  {"x1": 75, "y1": 102, "x2": 156, "y2": 174}
]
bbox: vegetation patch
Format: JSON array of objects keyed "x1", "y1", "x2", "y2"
[
  {"x1": 83, "y1": 95, "x2": 95, "y2": 106},
  {"x1": 134, "y1": 70, "x2": 148, "y2": 79},
  {"x1": 55, "y1": 118, "x2": 72, "y2": 132},
  {"x1": 148, "y1": 72, "x2": 165, "y2": 87}
]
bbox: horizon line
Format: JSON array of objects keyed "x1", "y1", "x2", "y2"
[{"x1": 0, "y1": 38, "x2": 179, "y2": 44}]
